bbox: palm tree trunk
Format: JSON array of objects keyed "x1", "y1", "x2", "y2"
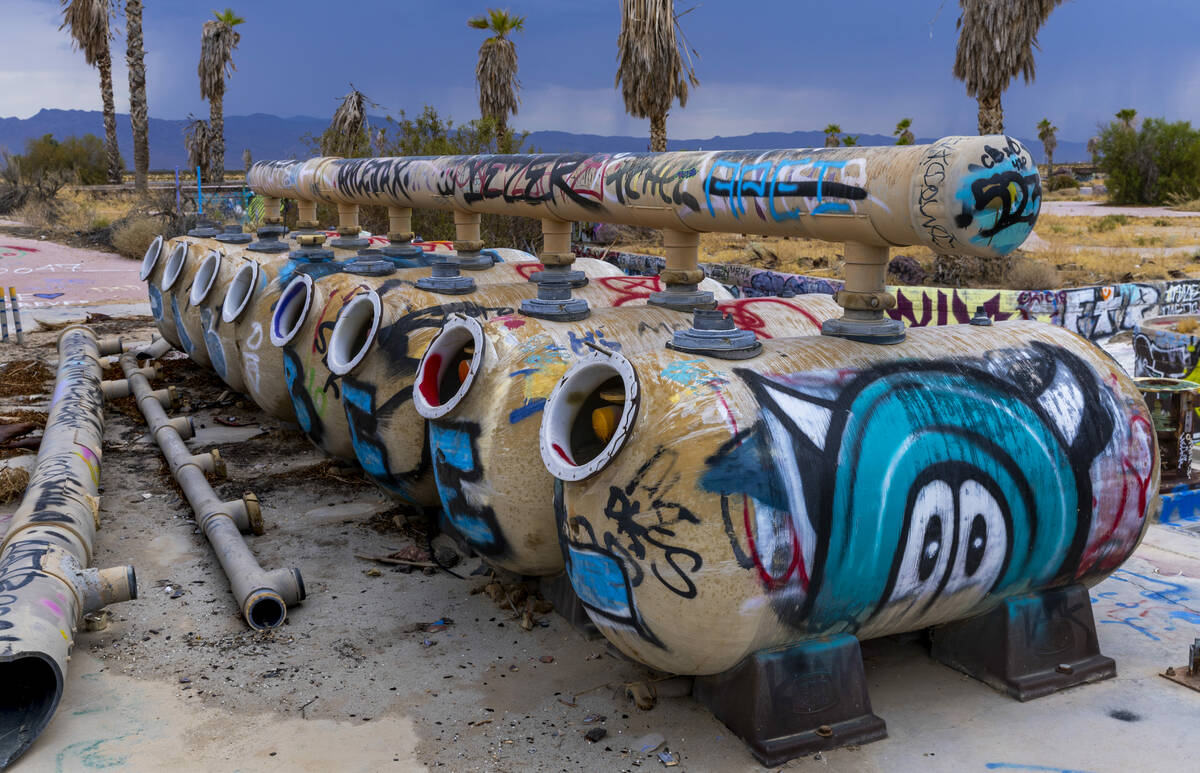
[
  {"x1": 977, "y1": 94, "x2": 1003, "y2": 135},
  {"x1": 97, "y1": 48, "x2": 122, "y2": 184},
  {"x1": 209, "y1": 89, "x2": 225, "y2": 183},
  {"x1": 650, "y1": 112, "x2": 667, "y2": 152},
  {"x1": 126, "y1": 0, "x2": 149, "y2": 192}
]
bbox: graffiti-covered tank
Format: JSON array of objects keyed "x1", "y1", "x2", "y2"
[
  {"x1": 325, "y1": 275, "x2": 734, "y2": 502},
  {"x1": 540, "y1": 322, "x2": 1157, "y2": 675},
  {"x1": 271, "y1": 254, "x2": 628, "y2": 459},
  {"x1": 412, "y1": 295, "x2": 843, "y2": 575}
]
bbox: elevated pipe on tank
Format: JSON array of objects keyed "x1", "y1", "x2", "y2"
[
  {"x1": 248, "y1": 138, "x2": 1042, "y2": 339},
  {"x1": 116, "y1": 339, "x2": 304, "y2": 629},
  {"x1": 0, "y1": 326, "x2": 137, "y2": 768}
]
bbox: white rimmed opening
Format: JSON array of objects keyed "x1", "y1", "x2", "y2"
[
  {"x1": 540, "y1": 350, "x2": 639, "y2": 482},
  {"x1": 189, "y1": 251, "x2": 222, "y2": 306},
  {"x1": 139, "y1": 234, "x2": 164, "y2": 281},
  {"x1": 161, "y1": 241, "x2": 190, "y2": 292},
  {"x1": 327, "y1": 291, "x2": 381, "y2": 376},
  {"x1": 271, "y1": 274, "x2": 313, "y2": 347},
  {"x1": 413, "y1": 316, "x2": 484, "y2": 419},
  {"x1": 222, "y1": 261, "x2": 260, "y2": 323}
]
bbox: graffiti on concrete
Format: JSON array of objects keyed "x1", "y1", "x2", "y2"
[
  {"x1": 953, "y1": 136, "x2": 1042, "y2": 254},
  {"x1": 694, "y1": 342, "x2": 1152, "y2": 638},
  {"x1": 1058, "y1": 284, "x2": 1160, "y2": 340}
]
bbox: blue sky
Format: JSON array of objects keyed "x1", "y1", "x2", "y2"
[{"x1": 4, "y1": 0, "x2": 1199, "y2": 141}]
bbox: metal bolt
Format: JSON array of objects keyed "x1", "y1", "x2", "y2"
[{"x1": 816, "y1": 725, "x2": 833, "y2": 738}]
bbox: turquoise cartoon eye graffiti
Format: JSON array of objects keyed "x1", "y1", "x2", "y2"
[{"x1": 700, "y1": 342, "x2": 1153, "y2": 639}]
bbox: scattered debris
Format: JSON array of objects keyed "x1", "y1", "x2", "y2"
[
  {"x1": 214, "y1": 415, "x2": 255, "y2": 427},
  {"x1": 584, "y1": 727, "x2": 607, "y2": 743},
  {"x1": 583, "y1": 713, "x2": 606, "y2": 724},
  {"x1": 363, "y1": 567, "x2": 382, "y2": 577},
  {"x1": 354, "y1": 553, "x2": 437, "y2": 570},
  {"x1": 539, "y1": 655, "x2": 555, "y2": 664},
  {"x1": 633, "y1": 733, "x2": 665, "y2": 754},
  {"x1": 658, "y1": 750, "x2": 679, "y2": 766}
]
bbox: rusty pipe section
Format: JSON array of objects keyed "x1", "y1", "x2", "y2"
[
  {"x1": 0, "y1": 326, "x2": 137, "y2": 767},
  {"x1": 248, "y1": 136, "x2": 1041, "y2": 258},
  {"x1": 117, "y1": 342, "x2": 304, "y2": 629}
]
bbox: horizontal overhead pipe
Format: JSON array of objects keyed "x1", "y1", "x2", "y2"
[
  {"x1": 247, "y1": 137, "x2": 1041, "y2": 258},
  {"x1": 116, "y1": 338, "x2": 303, "y2": 629},
  {"x1": 0, "y1": 326, "x2": 137, "y2": 767}
]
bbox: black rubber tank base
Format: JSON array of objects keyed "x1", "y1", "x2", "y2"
[
  {"x1": 693, "y1": 633, "x2": 886, "y2": 766},
  {"x1": 930, "y1": 583, "x2": 1116, "y2": 701}
]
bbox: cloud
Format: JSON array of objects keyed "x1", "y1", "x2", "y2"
[{"x1": 0, "y1": 0, "x2": 132, "y2": 119}]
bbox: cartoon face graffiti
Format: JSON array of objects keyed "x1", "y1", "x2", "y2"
[{"x1": 690, "y1": 342, "x2": 1154, "y2": 640}]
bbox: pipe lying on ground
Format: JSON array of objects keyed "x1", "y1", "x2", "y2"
[
  {"x1": 116, "y1": 337, "x2": 303, "y2": 629},
  {"x1": 0, "y1": 326, "x2": 137, "y2": 768}
]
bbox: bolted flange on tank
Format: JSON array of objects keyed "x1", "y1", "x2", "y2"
[
  {"x1": 248, "y1": 223, "x2": 289, "y2": 253},
  {"x1": 417, "y1": 261, "x2": 476, "y2": 295},
  {"x1": 188, "y1": 217, "x2": 220, "y2": 238},
  {"x1": 667, "y1": 308, "x2": 762, "y2": 360},
  {"x1": 214, "y1": 224, "x2": 253, "y2": 244},
  {"x1": 520, "y1": 278, "x2": 590, "y2": 322}
]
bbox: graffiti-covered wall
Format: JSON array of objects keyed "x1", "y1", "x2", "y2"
[{"x1": 578, "y1": 245, "x2": 1197, "y2": 342}]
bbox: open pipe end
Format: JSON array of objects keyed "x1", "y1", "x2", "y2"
[
  {"x1": 540, "y1": 350, "x2": 640, "y2": 482},
  {"x1": 222, "y1": 261, "x2": 260, "y2": 324},
  {"x1": 243, "y1": 589, "x2": 288, "y2": 630},
  {"x1": 327, "y1": 291, "x2": 380, "y2": 376},
  {"x1": 161, "y1": 242, "x2": 190, "y2": 292},
  {"x1": 138, "y1": 235, "x2": 165, "y2": 282},
  {"x1": 414, "y1": 316, "x2": 484, "y2": 419},
  {"x1": 0, "y1": 654, "x2": 64, "y2": 768},
  {"x1": 189, "y1": 251, "x2": 222, "y2": 307},
  {"x1": 271, "y1": 275, "x2": 313, "y2": 348}
]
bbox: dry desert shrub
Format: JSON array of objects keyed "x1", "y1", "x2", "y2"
[
  {"x1": 1006, "y1": 258, "x2": 1061, "y2": 289},
  {"x1": 111, "y1": 214, "x2": 163, "y2": 259}
]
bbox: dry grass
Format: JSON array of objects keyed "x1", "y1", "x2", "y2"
[
  {"x1": 112, "y1": 214, "x2": 162, "y2": 259},
  {"x1": 1006, "y1": 258, "x2": 1061, "y2": 289},
  {"x1": 0, "y1": 360, "x2": 53, "y2": 398},
  {"x1": 0, "y1": 465, "x2": 30, "y2": 504}
]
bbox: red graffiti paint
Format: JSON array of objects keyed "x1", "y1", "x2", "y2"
[
  {"x1": 552, "y1": 443, "x2": 574, "y2": 465},
  {"x1": 513, "y1": 263, "x2": 547, "y2": 281},
  {"x1": 716, "y1": 298, "x2": 821, "y2": 339},
  {"x1": 593, "y1": 276, "x2": 663, "y2": 306},
  {"x1": 419, "y1": 352, "x2": 444, "y2": 407}
]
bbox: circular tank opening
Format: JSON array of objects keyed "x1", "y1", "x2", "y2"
[
  {"x1": 414, "y1": 317, "x2": 484, "y2": 419},
  {"x1": 271, "y1": 274, "x2": 313, "y2": 347},
  {"x1": 222, "y1": 260, "x2": 260, "y2": 323},
  {"x1": 189, "y1": 251, "x2": 222, "y2": 306},
  {"x1": 139, "y1": 234, "x2": 164, "y2": 281},
  {"x1": 327, "y1": 291, "x2": 381, "y2": 375},
  {"x1": 161, "y1": 241, "x2": 190, "y2": 292},
  {"x1": 540, "y1": 351, "x2": 639, "y2": 482}
]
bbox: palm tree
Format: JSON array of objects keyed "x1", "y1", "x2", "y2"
[
  {"x1": 842, "y1": 135, "x2": 860, "y2": 147},
  {"x1": 1036, "y1": 118, "x2": 1058, "y2": 170},
  {"x1": 468, "y1": 9, "x2": 525, "y2": 150},
  {"x1": 1116, "y1": 108, "x2": 1138, "y2": 130},
  {"x1": 184, "y1": 117, "x2": 211, "y2": 180},
  {"x1": 242, "y1": 148, "x2": 252, "y2": 174},
  {"x1": 615, "y1": 0, "x2": 699, "y2": 152},
  {"x1": 953, "y1": 0, "x2": 1063, "y2": 135},
  {"x1": 60, "y1": 0, "x2": 121, "y2": 183},
  {"x1": 1086, "y1": 136, "x2": 1099, "y2": 164},
  {"x1": 322, "y1": 87, "x2": 373, "y2": 158},
  {"x1": 199, "y1": 8, "x2": 245, "y2": 183},
  {"x1": 823, "y1": 123, "x2": 841, "y2": 147},
  {"x1": 894, "y1": 118, "x2": 915, "y2": 145},
  {"x1": 125, "y1": 0, "x2": 149, "y2": 191}
]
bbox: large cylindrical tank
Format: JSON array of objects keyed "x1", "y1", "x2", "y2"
[
  {"x1": 327, "y1": 275, "x2": 733, "y2": 502},
  {"x1": 540, "y1": 321, "x2": 1158, "y2": 675},
  {"x1": 413, "y1": 296, "x2": 843, "y2": 575},
  {"x1": 178, "y1": 247, "x2": 253, "y2": 371},
  {"x1": 142, "y1": 236, "x2": 220, "y2": 349},
  {"x1": 269, "y1": 256, "x2": 628, "y2": 458}
]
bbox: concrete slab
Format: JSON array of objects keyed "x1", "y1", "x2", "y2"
[
  {"x1": 1041, "y1": 201, "x2": 1200, "y2": 219},
  {"x1": 0, "y1": 237, "x2": 144, "y2": 310}
]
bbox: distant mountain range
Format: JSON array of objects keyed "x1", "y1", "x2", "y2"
[{"x1": 0, "y1": 108, "x2": 1091, "y2": 170}]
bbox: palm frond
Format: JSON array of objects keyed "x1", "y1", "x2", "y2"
[
  {"x1": 953, "y1": 0, "x2": 1063, "y2": 102},
  {"x1": 60, "y1": 0, "x2": 112, "y2": 66},
  {"x1": 199, "y1": 15, "x2": 241, "y2": 100},
  {"x1": 615, "y1": 0, "x2": 701, "y2": 121}
]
